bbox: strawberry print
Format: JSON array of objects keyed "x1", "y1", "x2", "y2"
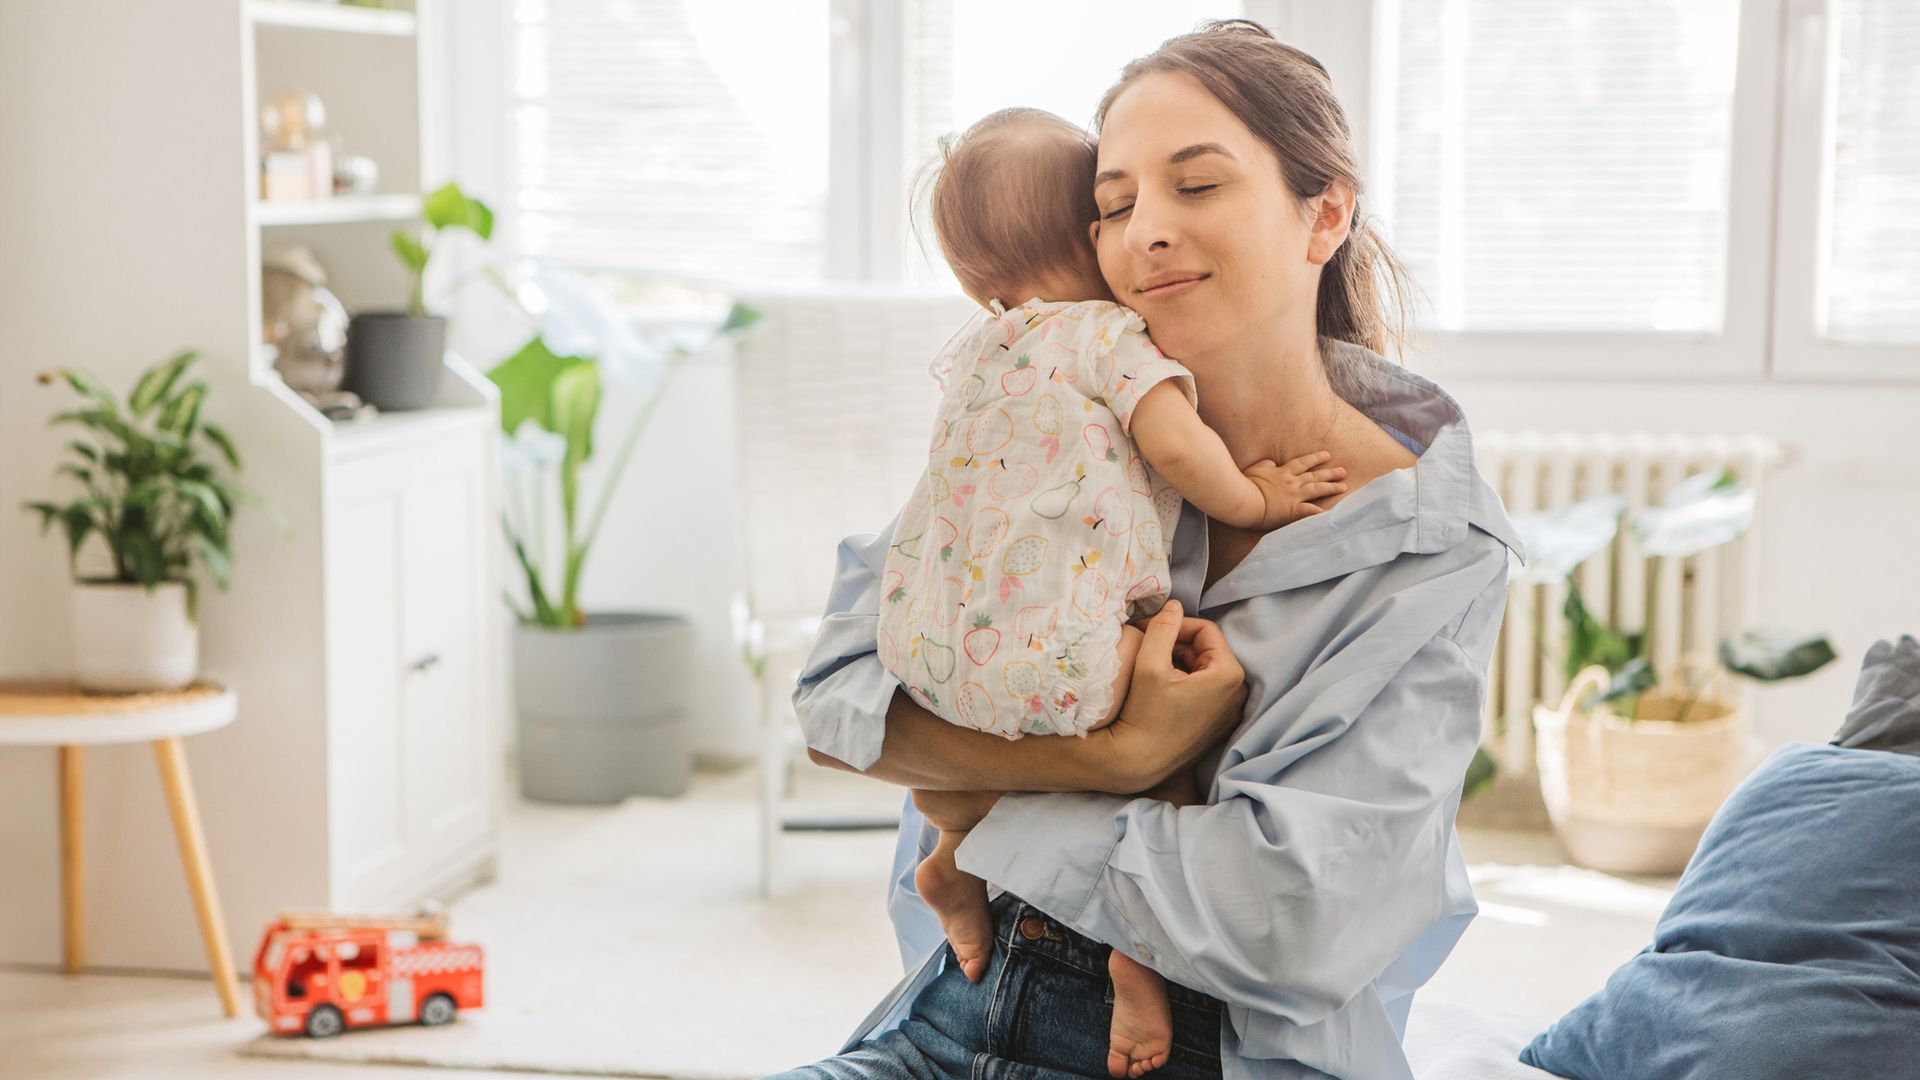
[
  {"x1": 1001, "y1": 355, "x2": 1037, "y2": 397},
  {"x1": 962, "y1": 614, "x2": 1001, "y2": 666}
]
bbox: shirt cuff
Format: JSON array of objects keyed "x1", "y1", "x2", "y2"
[
  {"x1": 952, "y1": 790, "x2": 1129, "y2": 922},
  {"x1": 792, "y1": 646, "x2": 898, "y2": 773}
]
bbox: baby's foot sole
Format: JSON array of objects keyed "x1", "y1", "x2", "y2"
[{"x1": 915, "y1": 857, "x2": 994, "y2": 983}]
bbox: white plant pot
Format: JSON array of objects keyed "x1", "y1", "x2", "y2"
[{"x1": 71, "y1": 580, "x2": 199, "y2": 693}]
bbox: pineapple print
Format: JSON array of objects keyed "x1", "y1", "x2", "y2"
[{"x1": 998, "y1": 534, "x2": 1048, "y2": 603}]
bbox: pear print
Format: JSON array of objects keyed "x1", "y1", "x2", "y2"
[
  {"x1": 962, "y1": 613, "x2": 1001, "y2": 666},
  {"x1": 919, "y1": 635, "x2": 957, "y2": 684},
  {"x1": 962, "y1": 372, "x2": 986, "y2": 408},
  {"x1": 1085, "y1": 487, "x2": 1132, "y2": 536},
  {"x1": 988, "y1": 461, "x2": 1038, "y2": 501},
  {"x1": 998, "y1": 534, "x2": 1048, "y2": 603},
  {"x1": 1000, "y1": 355, "x2": 1038, "y2": 397},
  {"x1": 1030, "y1": 464, "x2": 1086, "y2": 519},
  {"x1": 891, "y1": 527, "x2": 924, "y2": 561},
  {"x1": 955, "y1": 681, "x2": 996, "y2": 732}
]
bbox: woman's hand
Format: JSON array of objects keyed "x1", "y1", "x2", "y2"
[
  {"x1": 912, "y1": 788, "x2": 1002, "y2": 831},
  {"x1": 1089, "y1": 599, "x2": 1248, "y2": 794}
]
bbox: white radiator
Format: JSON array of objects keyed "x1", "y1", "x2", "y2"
[{"x1": 1476, "y1": 431, "x2": 1789, "y2": 775}]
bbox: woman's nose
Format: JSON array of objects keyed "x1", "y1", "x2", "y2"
[{"x1": 1122, "y1": 193, "x2": 1176, "y2": 257}]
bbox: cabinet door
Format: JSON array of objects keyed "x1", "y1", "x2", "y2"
[
  {"x1": 327, "y1": 455, "x2": 411, "y2": 906},
  {"x1": 398, "y1": 433, "x2": 493, "y2": 880}
]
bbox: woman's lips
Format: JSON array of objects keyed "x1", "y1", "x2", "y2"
[{"x1": 1135, "y1": 272, "x2": 1210, "y2": 299}]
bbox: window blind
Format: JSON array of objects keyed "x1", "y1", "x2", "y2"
[
  {"x1": 1825, "y1": 0, "x2": 1920, "y2": 343},
  {"x1": 1376, "y1": 0, "x2": 1742, "y2": 334},
  {"x1": 509, "y1": 0, "x2": 830, "y2": 287}
]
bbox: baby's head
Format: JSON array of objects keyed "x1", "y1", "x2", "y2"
[{"x1": 928, "y1": 108, "x2": 1112, "y2": 310}]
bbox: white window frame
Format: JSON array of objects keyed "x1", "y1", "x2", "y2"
[{"x1": 1770, "y1": 0, "x2": 1920, "y2": 382}]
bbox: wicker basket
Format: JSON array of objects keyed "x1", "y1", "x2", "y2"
[{"x1": 1533, "y1": 657, "x2": 1750, "y2": 875}]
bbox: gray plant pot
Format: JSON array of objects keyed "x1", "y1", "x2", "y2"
[
  {"x1": 512, "y1": 612, "x2": 696, "y2": 804},
  {"x1": 344, "y1": 312, "x2": 446, "y2": 411}
]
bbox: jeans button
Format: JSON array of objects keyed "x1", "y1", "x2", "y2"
[{"x1": 1018, "y1": 916, "x2": 1046, "y2": 941}]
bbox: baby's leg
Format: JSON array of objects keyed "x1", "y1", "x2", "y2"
[
  {"x1": 1087, "y1": 623, "x2": 1148, "y2": 732},
  {"x1": 913, "y1": 824, "x2": 996, "y2": 984},
  {"x1": 1107, "y1": 949, "x2": 1173, "y2": 1077}
]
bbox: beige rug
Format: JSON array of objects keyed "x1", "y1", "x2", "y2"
[{"x1": 238, "y1": 766, "x2": 1671, "y2": 1078}]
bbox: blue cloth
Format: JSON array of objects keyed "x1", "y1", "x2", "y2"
[
  {"x1": 792, "y1": 338, "x2": 1526, "y2": 1080},
  {"x1": 1520, "y1": 742, "x2": 1920, "y2": 1079},
  {"x1": 764, "y1": 893, "x2": 1235, "y2": 1079}
]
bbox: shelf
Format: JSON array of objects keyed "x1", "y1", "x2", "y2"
[
  {"x1": 255, "y1": 193, "x2": 420, "y2": 227},
  {"x1": 248, "y1": 2, "x2": 416, "y2": 37},
  {"x1": 325, "y1": 405, "x2": 492, "y2": 461}
]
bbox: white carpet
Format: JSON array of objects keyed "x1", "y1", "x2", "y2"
[{"x1": 238, "y1": 767, "x2": 1671, "y2": 1078}]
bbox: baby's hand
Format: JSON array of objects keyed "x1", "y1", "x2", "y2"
[{"x1": 1244, "y1": 451, "x2": 1347, "y2": 528}]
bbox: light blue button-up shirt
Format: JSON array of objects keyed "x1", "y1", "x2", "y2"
[{"x1": 792, "y1": 339, "x2": 1526, "y2": 1080}]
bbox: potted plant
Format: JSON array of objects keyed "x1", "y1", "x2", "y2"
[
  {"x1": 343, "y1": 181, "x2": 494, "y2": 411},
  {"x1": 490, "y1": 266, "x2": 760, "y2": 803},
  {"x1": 1516, "y1": 470, "x2": 1836, "y2": 873},
  {"x1": 21, "y1": 350, "x2": 279, "y2": 692}
]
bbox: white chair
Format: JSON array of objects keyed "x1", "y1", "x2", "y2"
[{"x1": 731, "y1": 288, "x2": 977, "y2": 895}]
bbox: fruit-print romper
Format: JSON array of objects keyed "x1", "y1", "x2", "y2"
[{"x1": 876, "y1": 297, "x2": 1197, "y2": 740}]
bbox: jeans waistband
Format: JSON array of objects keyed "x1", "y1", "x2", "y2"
[{"x1": 992, "y1": 892, "x2": 1224, "y2": 1014}]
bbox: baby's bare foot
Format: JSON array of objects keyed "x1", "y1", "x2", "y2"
[
  {"x1": 1107, "y1": 951, "x2": 1173, "y2": 1077},
  {"x1": 915, "y1": 850, "x2": 994, "y2": 983}
]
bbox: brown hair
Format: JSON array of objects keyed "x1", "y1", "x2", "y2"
[
  {"x1": 1095, "y1": 19, "x2": 1414, "y2": 398},
  {"x1": 926, "y1": 108, "x2": 1103, "y2": 307}
]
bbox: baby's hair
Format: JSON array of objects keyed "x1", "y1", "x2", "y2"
[{"x1": 923, "y1": 108, "x2": 1102, "y2": 307}]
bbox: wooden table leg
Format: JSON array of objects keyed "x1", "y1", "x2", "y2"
[
  {"x1": 152, "y1": 737, "x2": 241, "y2": 1018},
  {"x1": 59, "y1": 745, "x2": 84, "y2": 974}
]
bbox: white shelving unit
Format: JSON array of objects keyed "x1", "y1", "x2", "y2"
[{"x1": 0, "y1": 0, "x2": 504, "y2": 974}]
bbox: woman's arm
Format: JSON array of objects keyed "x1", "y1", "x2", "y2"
[
  {"x1": 793, "y1": 517, "x2": 1245, "y2": 796},
  {"x1": 805, "y1": 598, "x2": 1245, "y2": 795}
]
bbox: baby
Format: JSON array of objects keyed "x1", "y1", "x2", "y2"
[{"x1": 879, "y1": 108, "x2": 1347, "y2": 1078}]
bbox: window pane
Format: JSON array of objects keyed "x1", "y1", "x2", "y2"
[
  {"x1": 512, "y1": 0, "x2": 829, "y2": 286},
  {"x1": 1825, "y1": 0, "x2": 1920, "y2": 343},
  {"x1": 901, "y1": 1, "x2": 1239, "y2": 284},
  {"x1": 1377, "y1": 0, "x2": 1740, "y2": 333}
]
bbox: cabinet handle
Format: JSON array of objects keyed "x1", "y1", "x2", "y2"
[{"x1": 408, "y1": 653, "x2": 441, "y2": 674}]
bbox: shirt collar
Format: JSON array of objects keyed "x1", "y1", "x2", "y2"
[{"x1": 1175, "y1": 337, "x2": 1527, "y2": 610}]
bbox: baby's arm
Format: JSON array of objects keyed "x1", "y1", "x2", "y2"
[{"x1": 1128, "y1": 382, "x2": 1346, "y2": 529}]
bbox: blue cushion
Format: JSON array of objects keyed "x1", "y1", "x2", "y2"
[{"x1": 1519, "y1": 742, "x2": 1920, "y2": 1080}]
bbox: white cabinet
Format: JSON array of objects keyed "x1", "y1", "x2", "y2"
[{"x1": 326, "y1": 420, "x2": 496, "y2": 911}]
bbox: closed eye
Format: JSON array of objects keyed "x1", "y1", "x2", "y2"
[{"x1": 1100, "y1": 185, "x2": 1219, "y2": 221}]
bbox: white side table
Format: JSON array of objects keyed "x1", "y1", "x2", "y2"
[{"x1": 0, "y1": 678, "x2": 242, "y2": 1017}]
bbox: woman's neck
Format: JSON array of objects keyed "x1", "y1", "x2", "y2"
[{"x1": 1191, "y1": 317, "x2": 1373, "y2": 471}]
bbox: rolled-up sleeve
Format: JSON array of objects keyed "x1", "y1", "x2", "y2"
[
  {"x1": 955, "y1": 539, "x2": 1510, "y2": 1028},
  {"x1": 790, "y1": 512, "x2": 903, "y2": 772}
]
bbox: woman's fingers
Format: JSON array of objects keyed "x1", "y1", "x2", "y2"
[{"x1": 1134, "y1": 599, "x2": 1185, "y2": 677}]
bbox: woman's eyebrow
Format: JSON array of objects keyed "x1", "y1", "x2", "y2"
[{"x1": 1095, "y1": 142, "x2": 1237, "y2": 188}]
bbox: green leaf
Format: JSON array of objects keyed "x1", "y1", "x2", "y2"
[
  {"x1": 422, "y1": 181, "x2": 469, "y2": 231},
  {"x1": 720, "y1": 301, "x2": 764, "y2": 334},
  {"x1": 486, "y1": 335, "x2": 594, "y2": 437},
  {"x1": 390, "y1": 229, "x2": 429, "y2": 273},
  {"x1": 466, "y1": 197, "x2": 494, "y2": 241},
  {"x1": 59, "y1": 506, "x2": 96, "y2": 562},
  {"x1": 67, "y1": 441, "x2": 99, "y2": 462},
  {"x1": 47, "y1": 368, "x2": 121, "y2": 415},
  {"x1": 177, "y1": 479, "x2": 228, "y2": 532},
  {"x1": 1720, "y1": 629, "x2": 1837, "y2": 682},
  {"x1": 157, "y1": 382, "x2": 206, "y2": 437},
  {"x1": 55, "y1": 463, "x2": 93, "y2": 485},
  {"x1": 129, "y1": 350, "x2": 198, "y2": 418},
  {"x1": 195, "y1": 534, "x2": 232, "y2": 589},
  {"x1": 200, "y1": 423, "x2": 242, "y2": 470},
  {"x1": 1562, "y1": 584, "x2": 1644, "y2": 681},
  {"x1": 1597, "y1": 657, "x2": 1658, "y2": 706},
  {"x1": 123, "y1": 532, "x2": 166, "y2": 585}
]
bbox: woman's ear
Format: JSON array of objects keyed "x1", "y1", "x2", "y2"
[
  {"x1": 1088, "y1": 219, "x2": 1102, "y2": 246},
  {"x1": 1306, "y1": 180, "x2": 1356, "y2": 266}
]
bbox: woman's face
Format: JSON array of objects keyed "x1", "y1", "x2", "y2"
[{"x1": 1091, "y1": 71, "x2": 1345, "y2": 363}]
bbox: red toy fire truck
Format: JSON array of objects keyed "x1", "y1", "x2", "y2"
[{"x1": 252, "y1": 908, "x2": 485, "y2": 1038}]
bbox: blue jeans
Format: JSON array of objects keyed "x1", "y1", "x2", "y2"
[{"x1": 765, "y1": 893, "x2": 1224, "y2": 1079}]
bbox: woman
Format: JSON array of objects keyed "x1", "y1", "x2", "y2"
[{"x1": 773, "y1": 21, "x2": 1524, "y2": 1080}]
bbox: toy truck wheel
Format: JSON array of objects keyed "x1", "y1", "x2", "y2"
[
  {"x1": 305, "y1": 1004, "x2": 345, "y2": 1038},
  {"x1": 419, "y1": 992, "x2": 457, "y2": 1027}
]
